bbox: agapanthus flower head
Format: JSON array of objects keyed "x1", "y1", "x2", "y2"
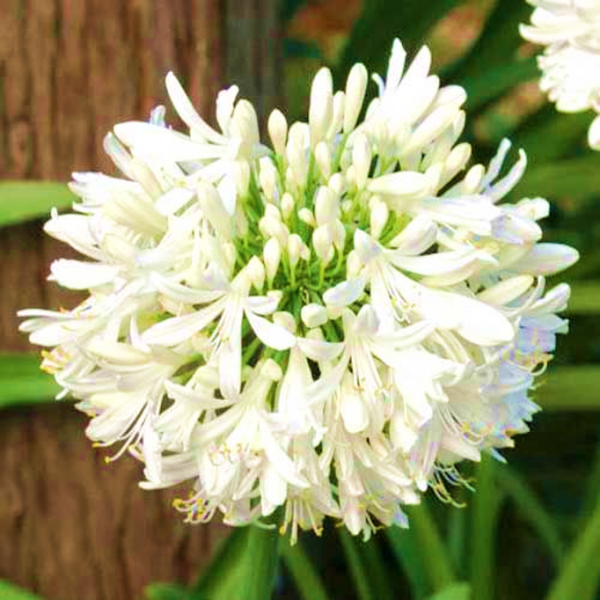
[
  {"x1": 20, "y1": 38, "x2": 578, "y2": 541},
  {"x1": 521, "y1": 0, "x2": 600, "y2": 149}
]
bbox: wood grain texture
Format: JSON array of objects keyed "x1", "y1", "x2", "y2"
[{"x1": 0, "y1": 0, "x2": 281, "y2": 597}]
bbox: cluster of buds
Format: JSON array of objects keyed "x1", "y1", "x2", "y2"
[{"x1": 20, "y1": 39, "x2": 577, "y2": 541}]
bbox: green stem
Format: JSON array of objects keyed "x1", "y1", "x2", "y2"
[
  {"x1": 240, "y1": 524, "x2": 280, "y2": 600},
  {"x1": 338, "y1": 530, "x2": 375, "y2": 600},
  {"x1": 470, "y1": 456, "x2": 503, "y2": 600},
  {"x1": 409, "y1": 499, "x2": 456, "y2": 593},
  {"x1": 280, "y1": 540, "x2": 331, "y2": 600},
  {"x1": 546, "y1": 498, "x2": 600, "y2": 600}
]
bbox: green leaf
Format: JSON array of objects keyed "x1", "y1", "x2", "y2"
[
  {"x1": 470, "y1": 456, "x2": 503, "y2": 600},
  {"x1": 447, "y1": 0, "x2": 531, "y2": 81},
  {"x1": 546, "y1": 498, "x2": 600, "y2": 600},
  {"x1": 408, "y1": 499, "x2": 456, "y2": 593},
  {"x1": 387, "y1": 525, "x2": 429, "y2": 599},
  {"x1": 0, "y1": 181, "x2": 74, "y2": 228},
  {"x1": 336, "y1": 0, "x2": 461, "y2": 84},
  {"x1": 338, "y1": 530, "x2": 376, "y2": 600},
  {"x1": 145, "y1": 583, "x2": 192, "y2": 600},
  {"x1": 192, "y1": 528, "x2": 248, "y2": 599},
  {"x1": 567, "y1": 283, "x2": 600, "y2": 315},
  {"x1": 447, "y1": 507, "x2": 467, "y2": 578},
  {"x1": 497, "y1": 465, "x2": 563, "y2": 566},
  {"x1": 0, "y1": 354, "x2": 60, "y2": 409},
  {"x1": 280, "y1": 540, "x2": 331, "y2": 600},
  {"x1": 360, "y1": 538, "x2": 394, "y2": 600},
  {"x1": 511, "y1": 108, "x2": 591, "y2": 164},
  {"x1": 510, "y1": 156, "x2": 600, "y2": 204},
  {"x1": 582, "y1": 442, "x2": 600, "y2": 523},
  {"x1": 426, "y1": 582, "x2": 471, "y2": 600},
  {"x1": 0, "y1": 581, "x2": 42, "y2": 600},
  {"x1": 536, "y1": 367, "x2": 600, "y2": 411},
  {"x1": 462, "y1": 58, "x2": 537, "y2": 112},
  {"x1": 239, "y1": 525, "x2": 280, "y2": 600}
]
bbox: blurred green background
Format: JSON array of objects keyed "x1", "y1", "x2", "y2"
[{"x1": 1, "y1": 1, "x2": 599, "y2": 599}]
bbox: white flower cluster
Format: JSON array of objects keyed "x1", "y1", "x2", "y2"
[
  {"x1": 521, "y1": 0, "x2": 600, "y2": 149},
  {"x1": 20, "y1": 39, "x2": 578, "y2": 541}
]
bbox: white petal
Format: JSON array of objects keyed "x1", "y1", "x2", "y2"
[
  {"x1": 589, "y1": 115, "x2": 600, "y2": 150},
  {"x1": 258, "y1": 418, "x2": 309, "y2": 488},
  {"x1": 434, "y1": 290, "x2": 515, "y2": 346},
  {"x1": 142, "y1": 300, "x2": 226, "y2": 346},
  {"x1": 114, "y1": 122, "x2": 225, "y2": 161},
  {"x1": 164, "y1": 380, "x2": 233, "y2": 409},
  {"x1": 323, "y1": 277, "x2": 366, "y2": 307},
  {"x1": 340, "y1": 387, "x2": 369, "y2": 433},
  {"x1": 367, "y1": 171, "x2": 429, "y2": 197},
  {"x1": 297, "y1": 337, "x2": 345, "y2": 362},
  {"x1": 49, "y1": 260, "x2": 120, "y2": 290},
  {"x1": 165, "y1": 72, "x2": 226, "y2": 144},
  {"x1": 477, "y1": 275, "x2": 534, "y2": 306},
  {"x1": 245, "y1": 311, "x2": 296, "y2": 350},
  {"x1": 511, "y1": 243, "x2": 579, "y2": 275},
  {"x1": 388, "y1": 215, "x2": 437, "y2": 254}
]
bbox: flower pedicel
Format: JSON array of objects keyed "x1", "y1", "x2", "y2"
[{"x1": 19, "y1": 38, "x2": 578, "y2": 542}]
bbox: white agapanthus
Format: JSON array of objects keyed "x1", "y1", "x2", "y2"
[
  {"x1": 521, "y1": 0, "x2": 600, "y2": 149},
  {"x1": 20, "y1": 38, "x2": 578, "y2": 542}
]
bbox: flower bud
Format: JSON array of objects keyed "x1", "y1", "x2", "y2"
[
  {"x1": 197, "y1": 181, "x2": 231, "y2": 240},
  {"x1": 273, "y1": 311, "x2": 296, "y2": 333},
  {"x1": 370, "y1": 200, "x2": 389, "y2": 239},
  {"x1": 315, "y1": 141, "x2": 332, "y2": 180},
  {"x1": 287, "y1": 139, "x2": 308, "y2": 187},
  {"x1": 328, "y1": 173, "x2": 346, "y2": 196},
  {"x1": 313, "y1": 225, "x2": 334, "y2": 264},
  {"x1": 281, "y1": 193, "x2": 295, "y2": 220},
  {"x1": 346, "y1": 249, "x2": 363, "y2": 279},
  {"x1": 259, "y1": 157, "x2": 278, "y2": 202},
  {"x1": 461, "y1": 164, "x2": 485, "y2": 195},
  {"x1": 344, "y1": 63, "x2": 368, "y2": 133},
  {"x1": 247, "y1": 256, "x2": 265, "y2": 290},
  {"x1": 309, "y1": 67, "x2": 334, "y2": 149},
  {"x1": 298, "y1": 208, "x2": 316, "y2": 227},
  {"x1": 352, "y1": 132, "x2": 371, "y2": 190},
  {"x1": 230, "y1": 100, "x2": 260, "y2": 157},
  {"x1": 315, "y1": 186, "x2": 339, "y2": 226},
  {"x1": 301, "y1": 303, "x2": 328, "y2": 328},
  {"x1": 262, "y1": 358, "x2": 283, "y2": 381},
  {"x1": 263, "y1": 237, "x2": 281, "y2": 283},
  {"x1": 232, "y1": 159, "x2": 250, "y2": 197},
  {"x1": 288, "y1": 234, "x2": 308, "y2": 267},
  {"x1": 268, "y1": 108, "x2": 288, "y2": 155},
  {"x1": 327, "y1": 91, "x2": 345, "y2": 140}
]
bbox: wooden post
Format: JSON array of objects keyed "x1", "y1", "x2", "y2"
[{"x1": 0, "y1": 1, "x2": 281, "y2": 597}]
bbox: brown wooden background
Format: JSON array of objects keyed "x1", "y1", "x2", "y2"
[{"x1": 0, "y1": 1, "x2": 281, "y2": 598}]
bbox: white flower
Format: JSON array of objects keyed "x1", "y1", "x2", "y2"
[
  {"x1": 521, "y1": 0, "x2": 600, "y2": 148},
  {"x1": 20, "y1": 37, "x2": 577, "y2": 540}
]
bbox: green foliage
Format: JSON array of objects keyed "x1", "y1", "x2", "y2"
[
  {"x1": 0, "y1": 182, "x2": 73, "y2": 228},
  {"x1": 425, "y1": 582, "x2": 471, "y2": 600},
  {"x1": 0, "y1": 354, "x2": 60, "y2": 409},
  {"x1": 0, "y1": 581, "x2": 41, "y2": 600},
  {"x1": 336, "y1": 0, "x2": 462, "y2": 82},
  {"x1": 280, "y1": 541, "x2": 331, "y2": 600}
]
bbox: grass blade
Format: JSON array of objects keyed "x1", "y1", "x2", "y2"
[
  {"x1": 280, "y1": 540, "x2": 331, "y2": 600},
  {"x1": 338, "y1": 529, "x2": 375, "y2": 600},
  {"x1": 470, "y1": 456, "x2": 503, "y2": 600},
  {"x1": 0, "y1": 581, "x2": 41, "y2": 599},
  {"x1": 546, "y1": 498, "x2": 600, "y2": 600},
  {"x1": 386, "y1": 525, "x2": 429, "y2": 599},
  {"x1": 0, "y1": 354, "x2": 60, "y2": 409},
  {"x1": 408, "y1": 499, "x2": 456, "y2": 593},
  {"x1": 497, "y1": 465, "x2": 563, "y2": 566},
  {"x1": 0, "y1": 181, "x2": 74, "y2": 227}
]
